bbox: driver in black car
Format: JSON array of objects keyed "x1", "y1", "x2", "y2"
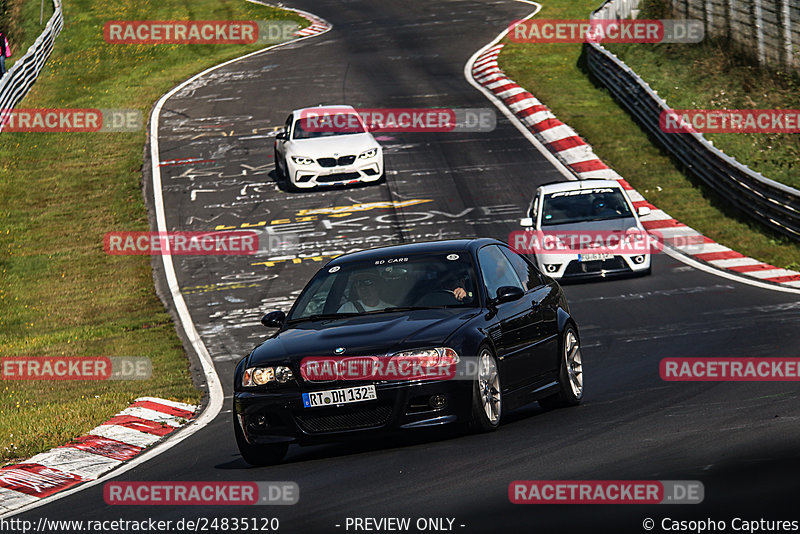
[{"x1": 440, "y1": 268, "x2": 471, "y2": 303}]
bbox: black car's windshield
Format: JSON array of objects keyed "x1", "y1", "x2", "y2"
[
  {"x1": 541, "y1": 187, "x2": 633, "y2": 226},
  {"x1": 293, "y1": 113, "x2": 367, "y2": 139},
  {"x1": 288, "y1": 253, "x2": 478, "y2": 321}
]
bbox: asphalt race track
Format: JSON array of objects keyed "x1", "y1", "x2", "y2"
[{"x1": 16, "y1": 1, "x2": 800, "y2": 532}]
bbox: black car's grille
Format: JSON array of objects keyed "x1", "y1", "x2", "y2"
[
  {"x1": 317, "y1": 155, "x2": 356, "y2": 167},
  {"x1": 564, "y1": 257, "x2": 629, "y2": 275},
  {"x1": 316, "y1": 172, "x2": 361, "y2": 182},
  {"x1": 295, "y1": 403, "x2": 392, "y2": 433}
]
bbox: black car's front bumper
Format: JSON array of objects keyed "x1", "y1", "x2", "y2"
[{"x1": 234, "y1": 379, "x2": 472, "y2": 445}]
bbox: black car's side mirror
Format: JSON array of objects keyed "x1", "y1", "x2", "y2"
[
  {"x1": 494, "y1": 286, "x2": 524, "y2": 304},
  {"x1": 261, "y1": 310, "x2": 286, "y2": 328}
]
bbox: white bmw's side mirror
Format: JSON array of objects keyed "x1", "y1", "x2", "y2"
[
  {"x1": 637, "y1": 206, "x2": 651, "y2": 217},
  {"x1": 520, "y1": 217, "x2": 534, "y2": 227}
]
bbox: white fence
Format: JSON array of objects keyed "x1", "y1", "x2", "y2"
[{"x1": 0, "y1": 0, "x2": 63, "y2": 133}]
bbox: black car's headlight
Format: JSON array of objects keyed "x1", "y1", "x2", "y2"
[
  {"x1": 390, "y1": 347, "x2": 459, "y2": 367},
  {"x1": 242, "y1": 365, "x2": 294, "y2": 387},
  {"x1": 359, "y1": 148, "x2": 378, "y2": 159}
]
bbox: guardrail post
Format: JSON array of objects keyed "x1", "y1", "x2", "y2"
[
  {"x1": 754, "y1": 0, "x2": 766, "y2": 66},
  {"x1": 782, "y1": 0, "x2": 794, "y2": 70}
]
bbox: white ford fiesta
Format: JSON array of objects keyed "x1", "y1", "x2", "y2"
[
  {"x1": 274, "y1": 105, "x2": 384, "y2": 189},
  {"x1": 518, "y1": 179, "x2": 653, "y2": 280}
]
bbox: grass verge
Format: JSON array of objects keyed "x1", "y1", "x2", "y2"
[
  {"x1": 0, "y1": 0, "x2": 307, "y2": 464},
  {"x1": 609, "y1": 0, "x2": 800, "y2": 191},
  {"x1": 500, "y1": 0, "x2": 800, "y2": 270}
]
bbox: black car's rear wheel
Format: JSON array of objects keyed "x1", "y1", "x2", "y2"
[
  {"x1": 539, "y1": 324, "x2": 583, "y2": 410},
  {"x1": 234, "y1": 412, "x2": 288, "y2": 466},
  {"x1": 468, "y1": 346, "x2": 501, "y2": 432}
]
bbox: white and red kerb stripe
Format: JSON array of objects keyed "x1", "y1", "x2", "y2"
[
  {"x1": 0, "y1": 397, "x2": 197, "y2": 513},
  {"x1": 294, "y1": 13, "x2": 331, "y2": 37},
  {"x1": 471, "y1": 44, "x2": 800, "y2": 288}
]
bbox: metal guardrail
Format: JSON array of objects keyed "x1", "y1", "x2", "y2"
[
  {"x1": 0, "y1": 0, "x2": 63, "y2": 133},
  {"x1": 584, "y1": 0, "x2": 800, "y2": 240}
]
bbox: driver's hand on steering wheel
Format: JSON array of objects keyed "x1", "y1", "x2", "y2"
[{"x1": 453, "y1": 287, "x2": 467, "y2": 301}]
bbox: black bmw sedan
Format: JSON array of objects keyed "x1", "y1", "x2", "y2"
[{"x1": 233, "y1": 238, "x2": 583, "y2": 465}]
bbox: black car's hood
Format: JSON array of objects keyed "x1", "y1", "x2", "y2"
[{"x1": 249, "y1": 309, "x2": 476, "y2": 365}]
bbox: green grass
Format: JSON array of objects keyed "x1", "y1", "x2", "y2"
[
  {"x1": 0, "y1": 0, "x2": 307, "y2": 464},
  {"x1": 609, "y1": 1, "x2": 800, "y2": 191},
  {"x1": 500, "y1": 0, "x2": 800, "y2": 270}
]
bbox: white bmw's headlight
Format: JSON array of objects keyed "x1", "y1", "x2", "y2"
[
  {"x1": 359, "y1": 148, "x2": 378, "y2": 159},
  {"x1": 291, "y1": 156, "x2": 315, "y2": 165},
  {"x1": 242, "y1": 366, "x2": 294, "y2": 386}
]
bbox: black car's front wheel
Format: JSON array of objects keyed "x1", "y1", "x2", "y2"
[
  {"x1": 469, "y1": 346, "x2": 502, "y2": 432},
  {"x1": 233, "y1": 412, "x2": 288, "y2": 466},
  {"x1": 539, "y1": 324, "x2": 583, "y2": 410}
]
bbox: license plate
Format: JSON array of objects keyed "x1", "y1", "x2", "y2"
[
  {"x1": 579, "y1": 253, "x2": 612, "y2": 262},
  {"x1": 302, "y1": 385, "x2": 377, "y2": 408}
]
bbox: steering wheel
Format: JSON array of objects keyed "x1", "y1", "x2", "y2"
[{"x1": 414, "y1": 289, "x2": 461, "y2": 306}]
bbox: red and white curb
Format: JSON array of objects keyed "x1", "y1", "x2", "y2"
[
  {"x1": 470, "y1": 43, "x2": 800, "y2": 289},
  {"x1": 293, "y1": 11, "x2": 331, "y2": 37},
  {"x1": 247, "y1": 1, "x2": 332, "y2": 39},
  {"x1": 0, "y1": 397, "x2": 197, "y2": 513}
]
